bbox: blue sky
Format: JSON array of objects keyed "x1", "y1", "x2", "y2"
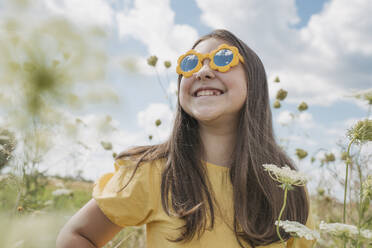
[{"x1": 0, "y1": 0, "x2": 371, "y2": 200}]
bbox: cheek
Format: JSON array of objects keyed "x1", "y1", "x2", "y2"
[
  {"x1": 178, "y1": 78, "x2": 191, "y2": 106},
  {"x1": 179, "y1": 77, "x2": 193, "y2": 97}
]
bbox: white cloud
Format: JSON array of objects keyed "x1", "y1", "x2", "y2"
[
  {"x1": 116, "y1": 0, "x2": 199, "y2": 75},
  {"x1": 287, "y1": 134, "x2": 318, "y2": 147},
  {"x1": 137, "y1": 103, "x2": 175, "y2": 143},
  {"x1": 277, "y1": 110, "x2": 294, "y2": 126},
  {"x1": 301, "y1": 0, "x2": 372, "y2": 55},
  {"x1": 196, "y1": 0, "x2": 372, "y2": 108},
  {"x1": 43, "y1": 0, "x2": 114, "y2": 28},
  {"x1": 277, "y1": 110, "x2": 315, "y2": 128},
  {"x1": 298, "y1": 112, "x2": 316, "y2": 129}
]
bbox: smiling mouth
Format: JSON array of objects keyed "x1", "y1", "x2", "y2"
[
  {"x1": 193, "y1": 94, "x2": 224, "y2": 98},
  {"x1": 192, "y1": 92, "x2": 225, "y2": 98}
]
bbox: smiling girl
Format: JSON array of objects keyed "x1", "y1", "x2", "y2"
[{"x1": 56, "y1": 29, "x2": 316, "y2": 248}]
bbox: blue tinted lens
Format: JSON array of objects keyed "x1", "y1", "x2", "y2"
[
  {"x1": 180, "y1": 54, "x2": 198, "y2": 72},
  {"x1": 213, "y1": 49, "x2": 233, "y2": 66}
]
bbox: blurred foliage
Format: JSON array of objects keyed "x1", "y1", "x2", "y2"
[
  {"x1": 0, "y1": 5, "x2": 118, "y2": 131},
  {"x1": 0, "y1": 128, "x2": 17, "y2": 171},
  {"x1": 0, "y1": 0, "x2": 121, "y2": 235}
]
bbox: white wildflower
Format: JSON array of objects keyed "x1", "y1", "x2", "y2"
[
  {"x1": 275, "y1": 220, "x2": 320, "y2": 240},
  {"x1": 262, "y1": 164, "x2": 308, "y2": 186},
  {"x1": 319, "y1": 221, "x2": 358, "y2": 239},
  {"x1": 361, "y1": 229, "x2": 372, "y2": 240},
  {"x1": 52, "y1": 188, "x2": 72, "y2": 196},
  {"x1": 319, "y1": 221, "x2": 372, "y2": 240}
]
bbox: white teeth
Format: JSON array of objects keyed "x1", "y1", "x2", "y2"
[{"x1": 196, "y1": 90, "x2": 222, "y2": 97}]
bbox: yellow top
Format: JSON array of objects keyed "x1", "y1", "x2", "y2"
[{"x1": 92, "y1": 158, "x2": 317, "y2": 248}]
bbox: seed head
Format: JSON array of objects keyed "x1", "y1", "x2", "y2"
[
  {"x1": 155, "y1": 119, "x2": 161, "y2": 127},
  {"x1": 164, "y1": 61, "x2": 171, "y2": 68},
  {"x1": 295, "y1": 148, "x2": 308, "y2": 160},
  {"x1": 276, "y1": 89, "x2": 287, "y2": 101},
  {"x1": 298, "y1": 102, "x2": 308, "y2": 112},
  {"x1": 147, "y1": 55, "x2": 158, "y2": 67},
  {"x1": 347, "y1": 119, "x2": 372, "y2": 144},
  {"x1": 273, "y1": 100, "x2": 281, "y2": 109}
]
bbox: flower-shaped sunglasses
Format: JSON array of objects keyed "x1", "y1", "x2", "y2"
[{"x1": 176, "y1": 43, "x2": 245, "y2": 78}]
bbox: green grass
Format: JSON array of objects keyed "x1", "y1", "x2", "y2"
[{"x1": 0, "y1": 174, "x2": 145, "y2": 248}]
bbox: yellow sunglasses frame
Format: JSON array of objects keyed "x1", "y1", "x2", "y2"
[{"x1": 176, "y1": 43, "x2": 245, "y2": 78}]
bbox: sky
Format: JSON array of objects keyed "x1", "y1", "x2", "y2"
[{"x1": 0, "y1": 0, "x2": 371, "y2": 200}]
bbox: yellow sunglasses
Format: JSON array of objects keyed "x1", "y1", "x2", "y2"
[{"x1": 176, "y1": 43, "x2": 244, "y2": 78}]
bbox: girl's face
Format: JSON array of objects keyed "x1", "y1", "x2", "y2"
[{"x1": 179, "y1": 38, "x2": 247, "y2": 125}]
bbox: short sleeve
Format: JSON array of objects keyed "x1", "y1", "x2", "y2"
[
  {"x1": 287, "y1": 186, "x2": 317, "y2": 248},
  {"x1": 92, "y1": 159, "x2": 160, "y2": 227}
]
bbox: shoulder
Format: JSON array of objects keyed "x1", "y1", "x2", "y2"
[{"x1": 114, "y1": 156, "x2": 166, "y2": 172}]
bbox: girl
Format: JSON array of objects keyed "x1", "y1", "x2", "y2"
[{"x1": 56, "y1": 29, "x2": 316, "y2": 248}]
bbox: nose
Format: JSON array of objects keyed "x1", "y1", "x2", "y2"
[{"x1": 194, "y1": 59, "x2": 215, "y2": 81}]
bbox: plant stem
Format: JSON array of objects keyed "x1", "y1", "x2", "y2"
[
  {"x1": 355, "y1": 147, "x2": 363, "y2": 248},
  {"x1": 276, "y1": 185, "x2": 288, "y2": 244},
  {"x1": 343, "y1": 138, "x2": 355, "y2": 223},
  {"x1": 154, "y1": 67, "x2": 173, "y2": 111},
  {"x1": 343, "y1": 137, "x2": 356, "y2": 248}
]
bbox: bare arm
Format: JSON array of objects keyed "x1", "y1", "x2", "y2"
[{"x1": 56, "y1": 199, "x2": 123, "y2": 248}]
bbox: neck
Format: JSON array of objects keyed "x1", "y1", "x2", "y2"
[{"x1": 198, "y1": 121, "x2": 238, "y2": 168}]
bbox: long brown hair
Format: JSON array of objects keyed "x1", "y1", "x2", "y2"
[{"x1": 115, "y1": 29, "x2": 309, "y2": 247}]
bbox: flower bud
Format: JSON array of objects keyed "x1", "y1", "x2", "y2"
[
  {"x1": 341, "y1": 152, "x2": 348, "y2": 161},
  {"x1": 276, "y1": 89, "x2": 287, "y2": 101},
  {"x1": 324, "y1": 153, "x2": 335, "y2": 163},
  {"x1": 295, "y1": 148, "x2": 308, "y2": 160},
  {"x1": 147, "y1": 56, "x2": 158, "y2": 67},
  {"x1": 164, "y1": 61, "x2": 171, "y2": 68},
  {"x1": 100, "y1": 141, "x2": 112, "y2": 150},
  {"x1": 273, "y1": 100, "x2": 281, "y2": 108},
  {"x1": 155, "y1": 119, "x2": 161, "y2": 127},
  {"x1": 298, "y1": 102, "x2": 308, "y2": 112}
]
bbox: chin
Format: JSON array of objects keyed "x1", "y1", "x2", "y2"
[{"x1": 194, "y1": 113, "x2": 222, "y2": 122}]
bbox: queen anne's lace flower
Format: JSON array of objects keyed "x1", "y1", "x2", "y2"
[
  {"x1": 319, "y1": 221, "x2": 358, "y2": 239},
  {"x1": 346, "y1": 119, "x2": 372, "y2": 144},
  {"x1": 319, "y1": 221, "x2": 372, "y2": 240},
  {"x1": 262, "y1": 164, "x2": 308, "y2": 186},
  {"x1": 361, "y1": 229, "x2": 372, "y2": 239},
  {"x1": 275, "y1": 220, "x2": 320, "y2": 240}
]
